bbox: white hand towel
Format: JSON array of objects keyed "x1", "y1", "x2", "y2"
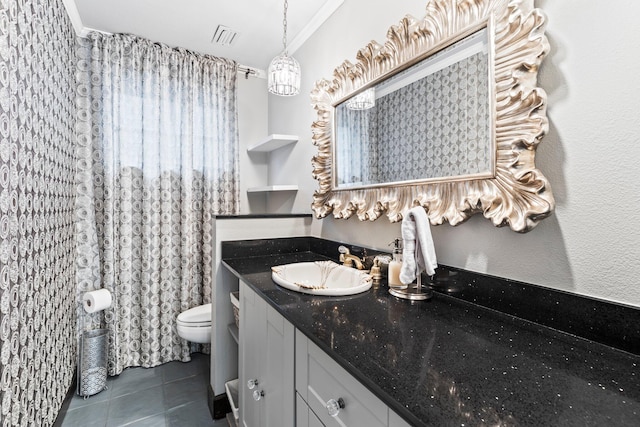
[{"x1": 400, "y1": 206, "x2": 437, "y2": 285}]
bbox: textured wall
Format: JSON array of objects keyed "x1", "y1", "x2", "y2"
[
  {"x1": 0, "y1": 0, "x2": 77, "y2": 425},
  {"x1": 269, "y1": 0, "x2": 640, "y2": 307}
]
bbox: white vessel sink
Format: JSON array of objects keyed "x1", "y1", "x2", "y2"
[{"x1": 271, "y1": 261, "x2": 372, "y2": 296}]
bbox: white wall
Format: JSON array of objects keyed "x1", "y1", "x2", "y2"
[
  {"x1": 237, "y1": 74, "x2": 269, "y2": 213},
  {"x1": 266, "y1": 0, "x2": 640, "y2": 307}
]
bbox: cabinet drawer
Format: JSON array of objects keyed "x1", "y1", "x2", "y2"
[
  {"x1": 297, "y1": 392, "x2": 326, "y2": 427},
  {"x1": 296, "y1": 330, "x2": 387, "y2": 427},
  {"x1": 389, "y1": 409, "x2": 412, "y2": 427}
]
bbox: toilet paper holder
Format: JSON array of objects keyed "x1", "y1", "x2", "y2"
[{"x1": 77, "y1": 289, "x2": 112, "y2": 398}]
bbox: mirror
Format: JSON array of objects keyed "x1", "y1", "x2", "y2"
[
  {"x1": 311, "y1": 0, "x2": 554, "y2": 232},
  {"x1": 335, "y1": 28, "x2": 492, "y2": 188}
]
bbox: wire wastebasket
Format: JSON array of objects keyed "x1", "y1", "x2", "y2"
[{"x1": 77, "y1": 328, "x2": 109, "y2": 398}]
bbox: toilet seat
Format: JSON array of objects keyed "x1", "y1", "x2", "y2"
[
  {"x1": 176, "y1": 303, "x2": 212, "y2": 344},
  {"x1": 177, "y1": 320, "x2": 209, "y2": 327},
  {"x1": 177, "y1": 304, "x2": 211, "y2": 325}
]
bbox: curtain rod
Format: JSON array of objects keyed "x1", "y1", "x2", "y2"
[
  {"x1": 74, "y1": 24, "x2": 265, "y2": 81},
  {"x1": 238, "y1": 65, "x2": 266, "y2": 80}
]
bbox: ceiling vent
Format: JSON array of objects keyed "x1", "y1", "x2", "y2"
[{"x1": 212, "y1": 25, "x2": 239, "y2": 46}]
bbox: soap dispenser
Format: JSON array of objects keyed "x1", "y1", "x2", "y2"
[{"x1": 388, "y1": 238, "x2": 404, "y2": 289}]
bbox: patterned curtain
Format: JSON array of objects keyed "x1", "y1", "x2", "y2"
[
  {"x1": 74, "y1": 33, "x2": 239, "y2": 374},
  {"x1": 335, "y1": 106, "x2": 376, "y2": 186}
]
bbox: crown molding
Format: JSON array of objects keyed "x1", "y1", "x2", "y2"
[
  {"x1": 287, "y1": 0, "x2": 344, "y2": 56},
  {"x1": 61, "y1": 0, "x2": 89, "y2": 36}
]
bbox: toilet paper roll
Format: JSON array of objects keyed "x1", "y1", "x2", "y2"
[{"x1": 82, "y1": 289, "x2": 112, "y2": 313}]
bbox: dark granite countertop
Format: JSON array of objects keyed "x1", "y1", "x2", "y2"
[{"x1": 222, "y1": 250, "x2": 640, "y2": 426}]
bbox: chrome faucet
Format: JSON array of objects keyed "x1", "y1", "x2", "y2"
[{"x1": 338, "y1": 246, "x2": 365, "y2": 270}]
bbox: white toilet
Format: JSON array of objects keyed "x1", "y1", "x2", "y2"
[{"x1": 176, "y1": 303, "x2": 212, "y2": 344}]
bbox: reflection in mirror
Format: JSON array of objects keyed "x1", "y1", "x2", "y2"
[{"x1": 335, "y1": 28, "x2": 492, "y2": 189}]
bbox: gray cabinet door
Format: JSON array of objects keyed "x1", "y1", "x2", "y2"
[
  {"x1": 240, "y1": 281, "x2": 265, "y2": 427},
  {"x1": 239, "y1": 281, "x2": 295, "y2": 427},
  {"x1": 263, "y1": 303, "x2": 295, "y2": 426}
]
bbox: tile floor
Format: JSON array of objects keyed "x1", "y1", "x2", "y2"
[{"x1": 57, "y1": 353, "x2": 229, "y2": 427}]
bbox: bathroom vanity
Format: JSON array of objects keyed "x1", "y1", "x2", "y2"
[
  {"x1": 238, "y1": 280, "x2": 410, "y2": 427},
  {"x1": 210, "y1": 214, "x2": 312, "y2": 419},
  {"x1": 222, "y1": 237, "x2": 640, "y2": 426}
]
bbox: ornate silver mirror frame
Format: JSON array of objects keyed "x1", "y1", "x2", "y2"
[{"x1": 310, "y1": 0, "x2": 554, "y2": 232}]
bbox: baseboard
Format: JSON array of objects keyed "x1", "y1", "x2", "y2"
[
  {"x1": 209, "y1": 385, "x2": 231, "y2": 420},
  {"x1": 52, "y1": 370, "x2": 77, "y2": 427}
]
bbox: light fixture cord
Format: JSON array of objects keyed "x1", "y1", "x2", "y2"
[{"x1": 282, "y1": 0, "x2": 289, "y2": 55}]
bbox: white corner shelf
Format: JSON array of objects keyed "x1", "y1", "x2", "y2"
[
  {"x1": 247, "y1": 134, "x2": 298, "y2": 153},
  {"x1": 247, "y1": 185, "x2": 298, "y2": 193}
]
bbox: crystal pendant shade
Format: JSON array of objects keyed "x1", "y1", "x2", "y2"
[
  {"x1": 346, "y1": 87, "x2": 375, "y2": 110},
  {"x1": 268, "y1": 53, "x2": 301, "y2": 96}
]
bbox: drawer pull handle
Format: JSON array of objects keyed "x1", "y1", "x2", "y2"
[
  {"x1": 326, "y1": 398, "x2": 345, "y2": 417},
  {"x1": 253, "y1": 389, "x2": 264, "y2": 401},
  {"x1": 247, "y1": 379, "x2": 259, "y2": 390}
]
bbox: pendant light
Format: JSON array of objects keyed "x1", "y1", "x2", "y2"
[
  {"x1": 268, "y1": 0, "x2": 301, "y2": 96},
  {"x1": 346, "y1": 87, "x2": 376, "y2": 110}
]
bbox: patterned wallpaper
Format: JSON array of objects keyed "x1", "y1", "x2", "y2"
[{"x1": 0, "y1": 0, "x2": 77, "y2": 425}]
